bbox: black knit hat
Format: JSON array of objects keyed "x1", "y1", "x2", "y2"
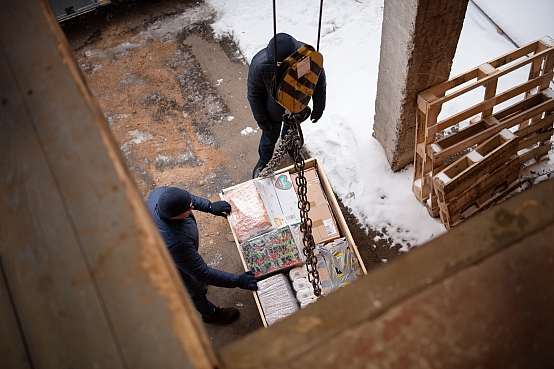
[
  {"x1": 158, "y1": 187, "x2": 192, "y2": 218},
  {"x1": 267, "y1": 33, "x2": 298, "y2": 62}
]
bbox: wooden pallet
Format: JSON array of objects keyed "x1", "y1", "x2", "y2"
[
  {"x1": 436, "y1": 159, "x2": 520, "y2": 229},
  {"x1": 433, "y1": 130, "x2": 520, "y2": 229},
  {"x1": 414, "y1": 36, "x2": 554, "y2": 218}
]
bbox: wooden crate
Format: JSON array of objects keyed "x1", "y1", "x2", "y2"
[
  {"x1": 433, "y1": 129, "x2": 520, "y2": 229},
  {"x1": 414, "y1": 36, "x2": 554, "y2": 217},
  {"x1": 220, "y1": 158, "x2": 367, "y2": 327}
]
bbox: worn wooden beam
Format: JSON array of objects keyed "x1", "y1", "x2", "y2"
[
  {"x1": 220, "y1": 178, "x2": 554, "y2": 369},
  {"x1": 0, "y1": 259, "x2": 32, "y2": 369},
  {"x1": 0, "y1": 0, "x2": 217, "y2": 368}
]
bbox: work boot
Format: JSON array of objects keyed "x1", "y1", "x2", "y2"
[
  {"x1": 202, "y1": 306, "x2": 240, "y2": 325},
  {"x1": 252, "y1": 159, "x2": 267, "y2": 179}
]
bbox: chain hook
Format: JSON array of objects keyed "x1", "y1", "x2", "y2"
[{"x1": 283, "y1": 106, "x2": 310, "y2": 148}]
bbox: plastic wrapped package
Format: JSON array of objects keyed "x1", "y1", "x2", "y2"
[
  {"x1": 289, "y1": 265, "x2": 309, "y2": 281},
  {"x1": 257, "y1": 274, "x2": 299, "y2": 325},
  {"x1": 239, "y1": 226, "x2": 303, "y2": 277},
  {"x1": 222, "y1": 180, "x2": 274, "y2": 242},
  {"x1": 296, "y1": 287, "x2": 317, "y2": 304},
  {"x1": 288, "y1": 223, "x2": 306, "y2": 262},
  {"x1": 300, "y1": 297, "x2": 318, "y2": 308},
  {"x1": 290, "y1": 266, "x2": 320, "y2": 306},
  {"x1": 318, "y1": 238, "x2": 359, "y2": 292},
  {"x1": 330, "y1": 238, "x2": 363, "y2": 277},
  {"x1": 292, "y1": 277, "x2": 312, "y2": 291},
  {"x1": 315, "y1": 252, "x2": 333, "y2": 295}
]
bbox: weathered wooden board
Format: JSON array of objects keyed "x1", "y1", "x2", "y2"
[
  {"x1": 431, "y1": 93, "x2": 554, "y2": 165},
  {"x1": 434, "y1": 130, "x2": 518, "y2": 201},
  {"x1": 0, "y1": 0, "x2": 217, "y2": 368},
  {"x1": 0, "y1": 261, "x2": 32, "y2": 369},
  {"x1": 0, "y1": 43, "x2": 124, "y2": 367},
  {"x1": 436, "y1": 158, "x2": 520, "y2": 228}
]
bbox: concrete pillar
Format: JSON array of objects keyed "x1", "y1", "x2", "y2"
[{"x1": 373, "y1": 0, "x2": 469, "y2": 171}]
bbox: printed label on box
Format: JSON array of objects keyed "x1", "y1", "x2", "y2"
[
  {"x1": 323, "y1": 219, "x2": 336, "y2": 236},
  {"x1": 255, "y1": 173, "x2": 300, "y2": 227}
]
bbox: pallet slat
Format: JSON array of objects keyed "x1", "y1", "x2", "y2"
[{"x1": 414, "y1": 36, "x2": 554, "y2": 227}]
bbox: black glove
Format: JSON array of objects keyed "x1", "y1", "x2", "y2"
[
  {"x1": 310, "y1": 111, "x2": 323, "y2": 123},
  {"x1": 238, "y1": 271, "x2": 258, "y2": 290},
  {"x1": 210, "y1": 201, "x2": 231, "y2": 217},
  {"x1": 257, "y1": 120, "x2": 272, "y2": 132}
]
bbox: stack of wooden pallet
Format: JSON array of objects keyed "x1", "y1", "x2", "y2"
[{"x1": 414, "y1": 36, "x2": 554, "y2": 229}]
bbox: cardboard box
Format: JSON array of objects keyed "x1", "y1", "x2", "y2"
[
  {"x1": 291, "y1": 168, "x2": 340, "y2": 244},
  {"x1": 254, "y1": 172, "x2": 301, "y2": 228}
]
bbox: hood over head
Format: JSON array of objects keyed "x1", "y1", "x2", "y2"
[{"x1": 266, "y1": 33, "x2": 298, "y2": 63}]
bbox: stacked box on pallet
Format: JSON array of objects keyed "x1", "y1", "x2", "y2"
[
  {"x1": 433, "y1": 129, "x2": 519, "y2": 228},
  {"x1": 413, "y1": 36, "x2": 554, "y2": 224}
]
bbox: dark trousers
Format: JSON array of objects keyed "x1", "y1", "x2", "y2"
[
  {"x1": 258, "y1": 119, "x2": 290, "y2": 164},
  {"x1": 181, "y1": 273, "x2": 215, "y2": 316}
]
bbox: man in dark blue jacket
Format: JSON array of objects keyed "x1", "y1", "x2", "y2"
[
  {"x1": 146, "y1": 186, "x2": 258, "y2": 325},
  {"x1": 248, "y1": 32, "x2": 327, "y2": 178}
]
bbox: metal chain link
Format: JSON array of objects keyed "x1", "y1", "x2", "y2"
[
  {"x1": 292, "y1": 140, "x2": 322, "y2": 297},
  {"x1": 258, "y1": 115, "x2": 322, "y2": 296},
  {"x1": 258, "y1": 129, "x2": 295, "y2": 178}
]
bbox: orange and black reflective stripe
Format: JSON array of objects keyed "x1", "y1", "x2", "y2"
[{"x1": 272, "y1": 45, "x2": 323, "y2": 113}]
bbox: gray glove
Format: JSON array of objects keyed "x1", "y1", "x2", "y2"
[{"x1": 238, "y1": 271, "x2": 258, "y2": 290}]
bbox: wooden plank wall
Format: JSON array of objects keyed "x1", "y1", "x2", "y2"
[
  {"x1": 0, "y1": 0, "x2": 217, "y2": 368},
  {"x1": 220, "y1": 178, "x2": 554, "y2": 369}
]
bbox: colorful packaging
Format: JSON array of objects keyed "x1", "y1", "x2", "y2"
[{"x1": 239, "y1": 226, "x2": 304, "y2": 277}]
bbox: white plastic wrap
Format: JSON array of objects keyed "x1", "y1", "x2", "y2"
[
  {"x1": 288, "y1": 223, "x2": 306, "y2": 262},
  {"x1": 222, "y1": 180, "x2": 274, "y2": 242},
  {"x1": 257, "y1": 274, "x2": 299, "y2": 325},
  {"x1": 292, "y1": 277, "x2": 312, "y2": 292},
  {"x1": 296, "y1": 287, "x2": 316, "y2": 303},
  {"x1": 289, "y1": 265, "x2": 309, "y2": 281},
  {"x1": 300, "y1": 297, "x2": 318, "y2": 308}
]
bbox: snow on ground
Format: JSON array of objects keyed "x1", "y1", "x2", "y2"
[
  {"x1": 473, "y1": 0, "x2": 554, "y2": 47},
  {"x1": 207, "y1": 0, "x2": 554, "y2": 249}
]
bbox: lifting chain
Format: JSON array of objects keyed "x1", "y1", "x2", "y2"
[{"x1": 258, "y1": 111, "x2": 322, "y2": 296}]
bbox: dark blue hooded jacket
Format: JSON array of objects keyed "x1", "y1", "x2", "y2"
[
  {"x1": 146, "y1": 187, "x2": 239, "y2": 288},
  {"x1": 247, "y1": 33, "x2": 327, "y2": 123}
]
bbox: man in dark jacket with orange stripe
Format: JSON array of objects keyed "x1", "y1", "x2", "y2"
[
  {"x1": 247, "y1": 33, "x2": 327, "y2": 178},
  {"x1": 146, "y1": 186, "x2": 258, "y2": 325}
]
